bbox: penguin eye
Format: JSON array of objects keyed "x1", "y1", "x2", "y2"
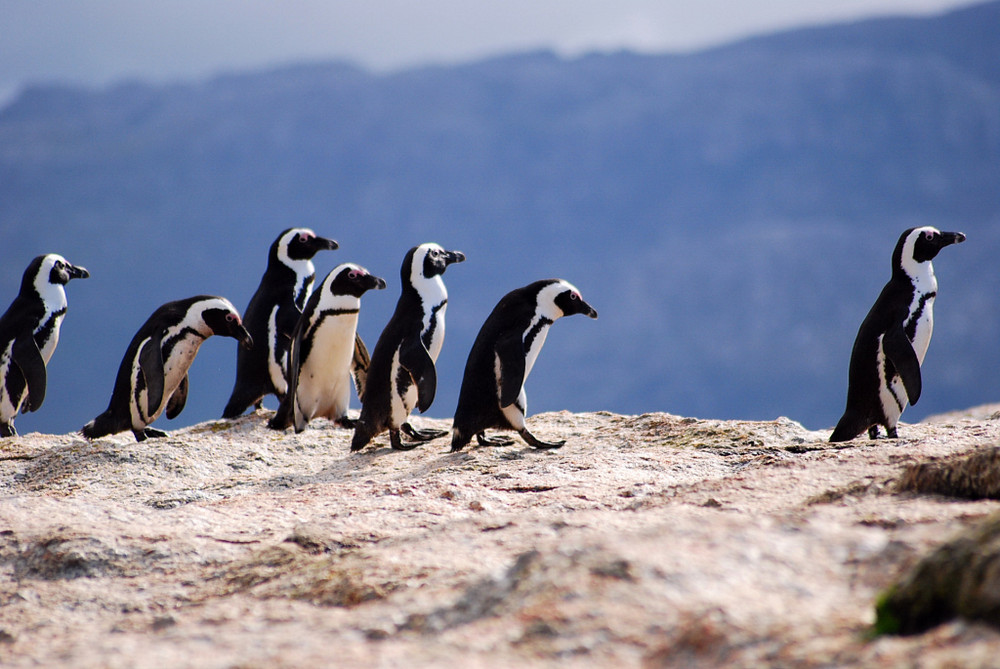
[
  {"x1": 226, "y1": 313, "x2": 237, "y2": 323},
  {"x1": 298, "y1": 233, "x2": 312, "y2": 243},
  {"x1": 349, "y1": 270, "x2": 361, "y2": 280},
  {"x1": 923, "y1": 231, "x2": 935, "y2": 241},
  {"x1": 570, "y1": 292, "x2": 579, "y2": 301}
]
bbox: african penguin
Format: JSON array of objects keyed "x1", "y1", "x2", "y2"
[
  {"x1": 351, "y1": 243, "x2": 465, "y2": 451},
  {"x1": 451, "y1": 279, "x2": 597, "y2": 451},
  {"x1": 82, "y1": 296, "x2": 253, "y2": 442},
  {"x1": 0, "y1": 254, "x2": 89, "y2": 438},
  {"x1": 830, "y1": 226, "x2": 965, "y2": 442},
  {"x1": 268, "y1": 264, "x2": 386, "y2": 433},
  {"x1": 222, "y1": 228, "x2": 339, "y2": 418}
]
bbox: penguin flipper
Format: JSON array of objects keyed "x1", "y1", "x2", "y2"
[
  {"x1": 495, "y1": 331, "x2": 526, "y2": 408},
  {"x1": 165, "y1": 374, "x2": 189, "y2": 420},
  {"x1": 883, "y1": 324, "x2": 922, "y2": 405},
  {"x1": 138, "y1": 331, "x2": 166, "y2": 418},
  {"x1": 399, "y1": 335, "x2": 436, "y2": 414},
  {"x1": 352, "y1": 333, "x2": 371, "y2": 400},
  {"x1": 12, "y1": 331, "x2": 46, "y2": 412}
]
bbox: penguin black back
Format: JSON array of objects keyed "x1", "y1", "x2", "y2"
[
  {"x1": 0, "y1": 254, "x2": 89, "y2": 437},
  {"x1": 222, "y1": 228, "x2": 338, "y2": 418},
  {"x1": 830, "y1": 227, "x2": 965, "y2": 442},
  {"x1": 84, "y1": 296, "x2": 252, "y2": 441},
  {"x1": 351, "y1": 243, "x2": 465, "y2": 451},
  {"x1": 451, "y1": 279, "x2": 597, "y2": 451}
]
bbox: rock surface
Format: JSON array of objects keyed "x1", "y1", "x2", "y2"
[{"x1": 3, "y1": 407, "x2": 1000, "y2": 668}]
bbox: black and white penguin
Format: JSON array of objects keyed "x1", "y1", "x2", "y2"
[
  {"x1": 222, "y1": 228, "x2": 339, "y2": 418},
  {"x1": 450, "y1": 279, "x2": 597, "y2": 452},
  {"x1": 268, "y1": 263, "x2": 386, "y2": 433},
  {"x1": 351, "y1": 243, "x2": 465, "y2": 451},
  {"x1": 830, "y1": 226, "x2": 966, "y2": 442},
  {"x1": 0, "y1": 254, "x2": 89, "y2": 437},
  {"x1": 82, "y1": 296, "x2": 253, "y2": 442}
]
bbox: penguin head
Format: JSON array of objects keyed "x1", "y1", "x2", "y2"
[
  {"x1": 200, "y1": 299, "x2": 254, "y2": 350},
  {"x1": 273, "y1": 228, "x2": 339, "y2": 267},
  {"x1": 548, "y1": 280, "x2": 599, "y2": 320},
  {"x1": 327, "y1": 263, "x2": 388, "y2": 298},
  {"x1": 894, "y1": 227, "x2": 966, "y2": 276},
  {"x1": 22, "y1": 254, "x2": 89, "y2": 297},
  {"x1": 404, "y1": 243, "x2": 466, "y2": 283}
]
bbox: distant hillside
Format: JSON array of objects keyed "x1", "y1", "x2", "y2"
[{"x1": 1, "y1": 1, "x2": 998, "y2": 435}]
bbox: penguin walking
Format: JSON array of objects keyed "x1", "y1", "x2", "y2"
[
  {"x1": 268, "y1": 264, "x2": 386, "y2": 433},
  {"x1": 222, "y1": 228, "x2": 339, "y2": 418},
  {"x1": 0, "y1": 254, "x2": 89, "y2": 437},
  {"x1": 82, "y1": 296, "x2": 253, "y2": 442},
  {"x1": 351, "y1": 243, "x2": 465, "y2": 451},
  {"x1": 830, "y1": 227, "x2": 965, "y2": 442},
  {"x1": 450, "y1": 279, "x2": 597, "y2": 452}
]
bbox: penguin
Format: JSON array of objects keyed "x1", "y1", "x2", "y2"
[
  {"x1": 222, "y1": 228, "x2": 340, "y2": 418},
  {"x1": 268, "y1": 263, "x2": 387, "y2": 433},
  {"x1": 0, "y1": 254, "x2": 89, "y2": 437},
  {"x1": 351, "y1": 243, "x2": 465, "y2": 452},
  {"x1": 830, "y1": 226, "x2": 966, "y2": 442},
  {"x1": 450, "y1": 279, "x2": 598, "y2": 452},
  {"x1": 82, "y1": 296, "x2": 253, "y2": 442}
]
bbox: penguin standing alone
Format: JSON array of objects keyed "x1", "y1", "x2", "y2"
[
  {"x1": 268, "y1": 263, "x2": 386, "y2": 433},
  {"x1": 450, "y1": 279, "x2": 597, "y2": 452},
  {"x1": 351, "y1": 243, "x2": 465, "y2": 451},
  {"x1": 222, "y1": 228, "x2": 339, "y2": 418},
  {"x1": 830, "y1": 226, "x2": 965, "y2": 442},
  {"x1": 83, "y1": 296, "x2": 252, "y2": 442},
  {"x1": 0, "y1": 254, "x2": 89, "y2": 437}
]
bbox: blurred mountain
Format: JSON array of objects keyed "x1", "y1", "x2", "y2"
[{"x1": 1, "y1": 1, "x2": 998, "y2": 436}]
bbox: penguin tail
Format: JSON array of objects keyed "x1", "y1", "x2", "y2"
[
  {"x1": 267, "y1": 398, "x2": 293, "y2": 431},
  {"x1": 81, "y1": 410, "x2": 119, "y2": 440},
  {"x1": 350, "y1": 420, "x2": 376, "y2": 452},
  {"x1": 829, "y1": 412, "x2": 866, "y2": 443}
]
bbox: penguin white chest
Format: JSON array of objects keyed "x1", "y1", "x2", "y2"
[
  {"x1": 267, "y1": 306, "x2": 288, "y2": 395},
  {"x1": 423, "y1": 300, "x2": 448, "y2": 362},
  {"x1": 906, "y1": 292, "x2": 935, "y2": 365},
  {"x1": 522, "y1": 322, "x2": 551, "y2": 383},
  {"x1": 296, "y1": 313, "x2": 358, "y2": 417}
]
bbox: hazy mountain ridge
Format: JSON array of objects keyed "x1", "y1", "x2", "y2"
[{"x1": 1, "y1": 1, "x2": 998, "y2": 434}]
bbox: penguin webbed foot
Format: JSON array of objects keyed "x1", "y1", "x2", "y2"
[
  {"x1": 519, "y1": 428, "x2": 565, "y2": 450},
  {"x1": 400, "y1": 423, "x2": 447, "y2": 442},
  {"x1": 886, "y1": 426, "x2": 899, "y2": 439},
  {"x1": 1, "y1": 423, "x2": 15, "y2": 438},
  {"x1": 476, "y1": 432, "x2": 515, "y2": 447},
  {"x1": 335, "y1": 416, "x2": 358, "y2": 429},
  {"x1": 134, "y1": 427, "x2": 169, "y2": 442},
  {"x1": 868, "y1": 426, "x2": 880, "y2": 439},
  {"x1": 390, "y1": 429, "x2": 420, "y2": 451}
]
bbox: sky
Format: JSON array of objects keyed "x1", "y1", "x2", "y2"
[{"x1": 0, "y1": 0, "x2": 984, "y2": 106}]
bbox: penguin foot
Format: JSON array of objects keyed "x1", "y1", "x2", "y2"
[
  {"x1": 519, "y1": 428, "x2": 565, "y2": 449},
  {"x1": 335, "y1": 417, "x2": 358, "y2": 429},
  {"x1": 476, "y1": 432, "x2": 515, "y2": 447},
  {"x1": 390, "y1": 429, "x2": 420, "y2": 451},
  {"x1": 401, "y1": 423, "x2": 447, "y2": 442},
  {"x1": 134, "y1": 427, "x2": 169, "y2": 442},
  {"x1": 1, "y1": 423, "x2": 16, "y2": 438},
  {"x1": 886, "y1": 426, "x2": 899, "y2": 439},
  {"x1": 868, "y1": 426, "x2": 880, "y2": 439}
]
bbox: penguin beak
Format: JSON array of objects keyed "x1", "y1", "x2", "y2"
[
  {"x1": 582, "y1": 301, "x2": 598, "y2": 319},
  {"x1": 937, "y1": 231, "x2": 966, "y2": 247},
  {"x1": 366, "y1": 275, "x2": 388, "y2": 292},
  {"x1": 68, "y1": 265, "x2": 90, "y2": 280},
  {"x1": 445, "y1": 250, "x2": 466, "y2": 265},
  {"x1": 311, "y1": 236, "x2": 339, "y2": 252},
  {"x1": 234, "y1": 324, "x2": 254, "y2": 350}
]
